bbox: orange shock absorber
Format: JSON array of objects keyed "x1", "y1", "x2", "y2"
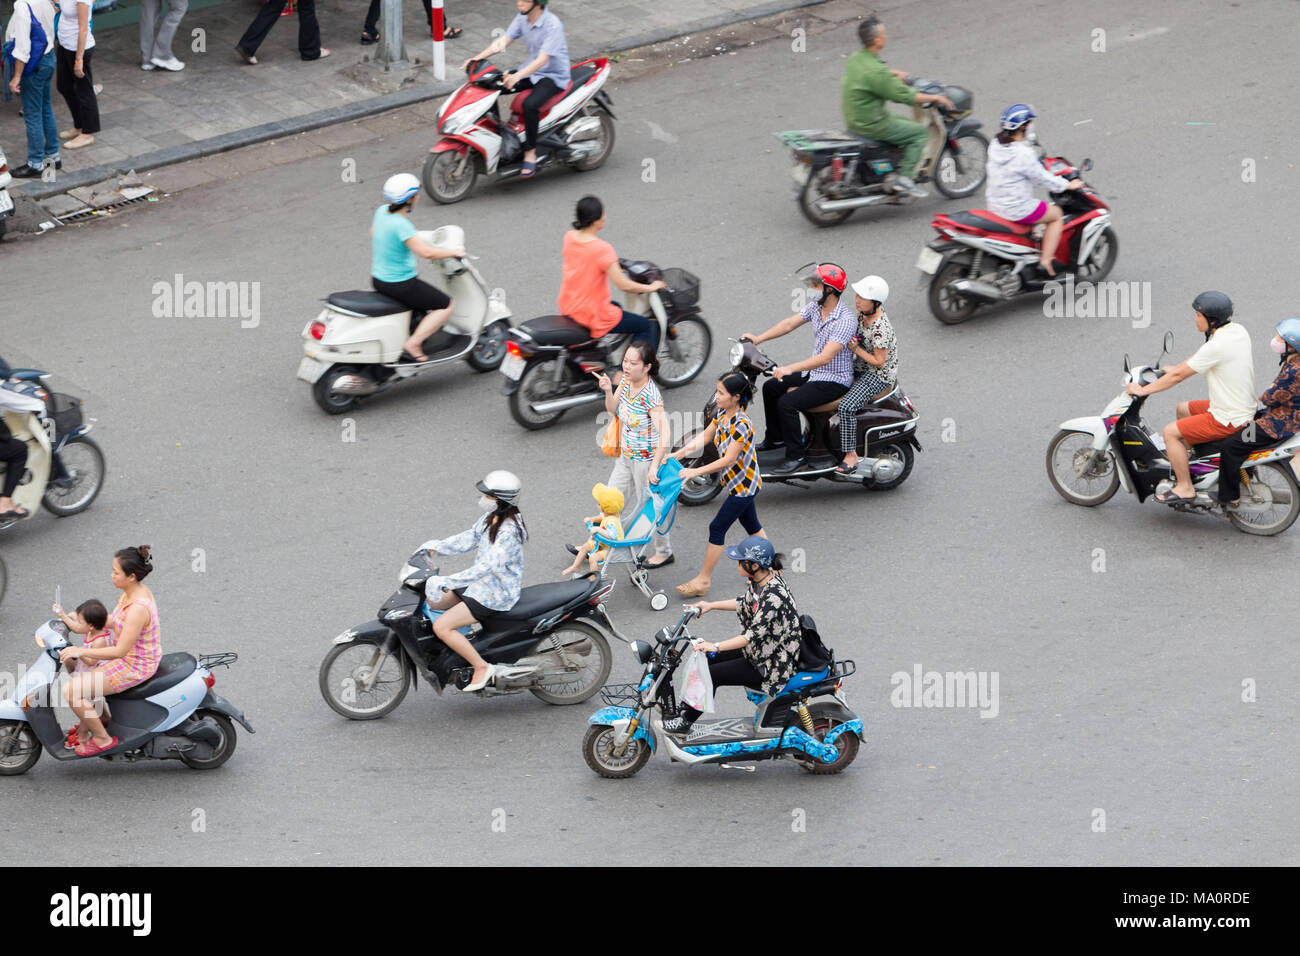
[{"x1": 795, "y1": 702, "x2": 814, "y2": 733}]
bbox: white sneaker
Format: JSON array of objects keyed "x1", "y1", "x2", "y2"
[
  {"x1": 151, "y1": 56, "x2": 185, "y2": 72},
  {"x1": 140, "y1": 62, "x2": 156, "y2": 71}
]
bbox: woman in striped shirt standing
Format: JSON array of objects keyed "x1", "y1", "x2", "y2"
[{"x1": 670, "y1": 371, "x2": 767, "y2": 597}]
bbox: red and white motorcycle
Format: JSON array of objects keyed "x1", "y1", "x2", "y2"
[{"x1": 422, "y1": 58, "x2": 615, "y2": 203}]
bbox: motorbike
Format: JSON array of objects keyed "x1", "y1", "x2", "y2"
[
  {"x1": 918, "y1": 153, "x2": 1117, "y2": 324},
  {"x1": 0, "y1": 143, "x2": 13, "y2": 242},
  {"x1": 582, "y1": 607, "x2": 863, "y2": 777},
  {"x1": 777, "y1": 76, "x2": 987, "y2": 228},
  {"x1": 318, "y1": 549, "x2": 626, "y2": 719},
  {"x1": 501, "y1": 258, "x2": 713, "y2": 430},
  {"x1": 1047, "y1": 331, "x2": 1300, "y2": 536},
  {"x1": 423, "y1": 57, "x2": 615, "y2": 204},
  {"x1": 674, "y1": 339, "x2": 920, "y2": 504},
  {"x1": 0, "y1": 616, "x2": 251, "y2": 775},
  {"x1": 298, "y1": 225, "x2": 514, "y2": 414}
]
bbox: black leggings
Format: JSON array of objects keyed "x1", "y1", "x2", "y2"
[
  {"x1": 708, "y1": 493, "x2": 761, "y2": 545},
  {"x1": 510, "y1": 76, "x2": 562, "y2": 152},
  {"x1": 372, "y1": 276, "x2": 451, "y2": 328},
  {"x1": 0, "y1": 435, "x2": 27, "y2": 498},
  {"x1": 680, "y1": 649, "x2": 762, "y2": 723},
  {"x1": 1218, "y1": 426, "x2": 1293, "y2": 503},
  {"x1": 55, "y1": 46, "x2": 100, "y2": 134},
  {"x1": 762, "y1": 373, "x2": 849, "y2": 459}
]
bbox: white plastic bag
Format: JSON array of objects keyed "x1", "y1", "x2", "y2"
[{"x1": 677, "y1": 648, "x2": 715, "y2": 713}]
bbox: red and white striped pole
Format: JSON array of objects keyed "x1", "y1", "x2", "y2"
[{"x1": 431, "y1": 0, "x2": 446, "y2": 80}]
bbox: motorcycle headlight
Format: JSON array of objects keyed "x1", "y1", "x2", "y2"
[
  {"x1": 729, "y1": 342, "x2": 744, "y2": 366},
  {"x1": 399, "y1": 563, "x2": 417, "y2": 584}
]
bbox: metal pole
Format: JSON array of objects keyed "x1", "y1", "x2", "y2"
[
  {"x1": 431, "y1": 0, "x2": 446, "y2": 80},
  {"x1": 379, "y1": 0, "x2": 407, "y2": 69}
]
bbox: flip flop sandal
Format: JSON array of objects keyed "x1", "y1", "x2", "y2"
[
  {"x1": 64, "y1": 727, "x2": 81, "y2": 750},
  {"x1": 0, "y1": 507, "x2": 30, "y2": 520},
  {"x1": 1155, "y1": 490, "x2": 1197, "y2": 504},
  {"x1": 360, "y1": 32, "x2": 380, "y2": 45},
  {"x1": 445, "y1": 26, "x2": 463, "y2": 39},
  {"x1": 400, "y1": 350, "x2": 430, "y2": 364},
  {"x1": 75, "y1": 735, "x2": 119, "y2": 758},
  {"x1": 520, "y1": 161, "x2": 537, "y2": 179},
  {"x1": 834, "y1": 462, "x2": 859, "y2": 476}
]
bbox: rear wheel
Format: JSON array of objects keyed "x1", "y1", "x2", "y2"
[
  {"x1": 423, "y1": 149, "x2": 478, "y2": 204},
  {"x1": 1075, "y1": 226, "x2": 1118, "y2": 283},
  {"x1": 508, "y1": 359, "x2": 571, "y2": 430},
  {"x1": 42, "y1": 436, "x2": 105, "y2": 516},
  {"x1": 1046, "y1": 429, "x2": 1120, "y2": 505},
  {"x1": 465, "y1": 319, "x2": 510, "y2": 372},
  {"x1": 797, "y1": 712, "x2": 860, "y2": 775},
  {"x1": 933, "y1": 131, "x2": 989, "y2": 198},
  {"x1": 312, "y1": 365, "x2": 360, "y2": 415},
  {"x1": 571, "y1": 110, "x2": 616, "y2": 172},
  {"x1": 319, "y1": 641, "x2": 412, "y2": 719},
  {"x1": 529, "y1": 622, "x2": 612, "y2": 705},
  {"x1": 583, "y1": 722, "x2": 653, "y2": 778},
  {"x1": 797, "y1": 167, "x2": 853, "y2": 227},
  {"x1": 655, "y1": 316, "x2": 711, "y2": 388},
  {"x1": 929, "y1": 260, "x2": 980, "y2": 324},
  {"x1": 179, "y1": 712, "x2": 237, "y2": 770},
  {"x1": 0, "y1": 720, "x2": 41, "y2": 775},
  {"x1": 864, "y1": 442, "x2": 914, "y2": 490},
  {"x1": 1228, "y1": 461, "x2": 1300, "y2": 536}
]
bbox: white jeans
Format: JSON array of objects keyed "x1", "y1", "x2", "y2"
[{"x1": 607, "y1": 456, "x2": 672, "y2": 557}]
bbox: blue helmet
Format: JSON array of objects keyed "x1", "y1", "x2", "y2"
[
  {"x1": 724, "y1": 535, "x2": 776, "y2": 568},
  {"x1": 1277, "y1": 318, "x2": 1300, "y2": 353},
  {"x1": 1000, "y1": 103, "x2": 1036, "y2": 131}
]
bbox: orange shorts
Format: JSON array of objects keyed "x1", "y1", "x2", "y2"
[{"x1": 1176, "y1": 399, "x2": 1241, "y2": 445}]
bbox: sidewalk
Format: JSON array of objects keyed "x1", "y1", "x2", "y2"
[{"x1": 1, "y1": 0, "x2": 828, "y2": 203}]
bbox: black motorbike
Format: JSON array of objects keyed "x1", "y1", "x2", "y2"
[
  {"x1": 318, "y1": 550, "x2": 625, "y2": 719},
  {"x1": 501, "y1": 259, "x2": 712, "y2": 429}
]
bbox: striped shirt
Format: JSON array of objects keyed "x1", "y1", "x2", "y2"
[
  {"x1": 618, "y1": 377, "x2": 663, "y2": 461},
  {"x1": 714, "y1": 411, "x2": 761, "y2": 497},
  {"x1": 802, "y1": 300, "x2": 857, "y2": 387}
]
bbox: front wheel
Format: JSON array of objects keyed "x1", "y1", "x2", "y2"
[
  {"x1": 1046, "y1": 429, "x2": 1120, "y2": 506},
  {"x1": 423, "y1": 148, "x2": 479, "y2": 204},
  {"x1": 465, "y1": 319, "x2": 510, "y2": 372},
  {"x1": 1076, "y1": 226, "x2": 1119, "y2": 283},
  {"x1": 929, "y1": 260, "x2": 980, "y2": 324},
  {"x1": 508, "y1": 359, "x2": 571, "y2": 430},
  {"x1": 864, "y1": 442, "x2": 915, "y2": 490},
  {"x1": 655, "y1": 316, "x2": 712, "y2": 388},
  {"x1": 312, "y1": 364, "x2": 360, "y2": 415},
  {"x1": 570, "y1": 111, "x2": 616, "y2": 172},
  {"x1": 933, "y1": 131, "x2": 989, "y2": 198},
  {"x1": 583, "y1": 722, "x2": 653, "y2": 778},
  {"x1": 0, "y1": 720, "x2": 42, "y2": 775},
  {"x1": 674, "y1": 431, "x2": 723, "y2": 506},
  {"x1": 42, "y1": 436, "x2": 105, "y2": 516},
  {"x1": 797, "y1": 167, "x2": 854, "y2": 227},
  {"x1": 1228, "y1": 461, "x2": 1300, "y2": 536},
  {"x1": 528, "y1": 622, "x2": 613, "y2": 705},
  {"x1": 179, "y1": 712, "x2": 238, "y2": 770},
  {"x1": 319, "y1": 641, "x2": 413, "y2": 720}
]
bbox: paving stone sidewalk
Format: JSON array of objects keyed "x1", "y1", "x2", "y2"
[{"x1": 0, "y1": 0, "x2": 829, "y2": 201}]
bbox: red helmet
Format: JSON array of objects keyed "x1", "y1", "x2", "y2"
[{"x1": 815, "y1": 263, "x2": 847, "y2": 294}]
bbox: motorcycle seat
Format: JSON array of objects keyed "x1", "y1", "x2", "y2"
[
  {"x1": 808, "y1": 386, "x2": 895, "y2": 415},
  {"x1": 521, "y1": 314, "x2": 595, "y2": 346},
  {"x1": 327, "y1": 290, "x2": 408, "y2": 317},
  {"x1": 493, "y1": 579, "x2": 595, "y2": 621},
  {"x1": 776, "y1": 667, "x2": 831, "y2": 697},
  {"x1": 509, "y1": 62, "x2": 599, "y2": 118},
  {"x1": 113, "y1": 652, "x2": 197, "y2": 700},
  {"x1": 1191, "y1": 433, "x2": 1288, "y2": 460},
  {"x1": 946, "y1": 208, "x2": 1033, "y2": 236}
]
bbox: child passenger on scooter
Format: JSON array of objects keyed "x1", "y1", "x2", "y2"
[
  {"x1": 53, "y1": 599, "x2": 113, "y2": 749},
  {"x1": 561, "y1": 484, "x2": 624, "y2": 576}
]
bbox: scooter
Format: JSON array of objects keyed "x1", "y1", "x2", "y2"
[
  {"x1": 674, "y1": 339, "x2": 920, "y2": 505},
  {"x1": 1047, "y1": 331, "x2": 1300, "y2": 536},
  {"x1": 423, "y1": 57, "x2": 615, "y2": 204},
  {"x1": 777, "y1": 76, "x2": 987, "y2": 227},
  {"x1": 919, "y1": 153, "x2": 1117, "y2": 324},
  {"x1": 298, "y1": 225, "x2": 514, "y2": 414},
  {"x1": 0, "y1": 143, "x2": 13, "y2": 242},
  {"x1": 318, "y1": 549, "x2": 625, "y2": 719},
  {"x1": 501, "y1": 258, "x2": 713, "y2": 430},
  {"x1": 582, "y1": 607, "x2": 862, "y2": 777},
  {"x1": 0, "y1": 617, "x2": 251, "y2": 775}
]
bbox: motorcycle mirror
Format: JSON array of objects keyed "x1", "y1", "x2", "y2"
[
  {"x1": 1161, "y1": 330, "x2": 1174, "y2": 360},
  {"x1": 1123, "y1": 353, "x2": 1131, "y2": 373},
  {"x1": 1081, "y1": 158, "x2": 1093, "y2": 172},
  {"x1": 655, "y1": 626, "x2": 673, "y2": 645}
]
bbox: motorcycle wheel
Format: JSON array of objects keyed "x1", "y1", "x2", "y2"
[
  {"x1": 655, "y1": 316, "x2": 712, "y2": 388},
  {"x1": 529, "y1": 621, "x2": 612, "y2": 705},
  {"x1": 312, "y1": 365, "x2": 361, "y2": 415},
  {"x1": 582, "y1": 722, "x2": 653, "y2": 779},
  {"x1": 1076, "y1": 226, "x2": 1119, "y2": 283},
  {"x1": 509, "y1": 359, "x2": 571, "y2": 430},
  {"x1": 1046, "y1": 430, "x2": 1120, "y2": 506},
  {"x1": 929, "y1": 261, "x2": 980, "y2": 324},
  {"x1": 797, "y1": 167, "x2": 854, "y2": 227},
  {"x1": 674, "y1": 432, "x2": 723, "y2": 506},
  {"x1": 423, "y1": 149, "x2": 478, "y2": 204},
  {"x1": 570, "y1": 110, "x2": 616, "y2": 172},
  {"x1": 0, "y1": 720, "x2": 42, "y2": 775},
  {"x1": 42, "y1": 436, "x2": 105, "y2": 517},
  {"x1": 1228, "y1": 462, "x2": 1300, "y2": 536},
  {"x1": 179, "y1": 712, "x2": 237, "y2": 770},
  {"x1": 319, "y1": 641, "x2": 412, "y2": 720},
  {"x1": 933, "y1": 131, "x2": 989, "y2": 198},
  {"x1": 796, "y1": 709, "x2": 860, "y2": 775},
  {"x1": 465, "y1": 319, "x2": 511, "y2": 372},
  {"x1": 863, "y1": 442, "x2": 914, "y2": 491}
]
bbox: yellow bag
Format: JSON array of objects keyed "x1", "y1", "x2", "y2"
[{"x1": 601, "y1": 415, "x2": 621, "y2": 457}]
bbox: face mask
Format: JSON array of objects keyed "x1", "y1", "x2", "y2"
[
  {"x1": 478, "y1": 495, "x2": 498, "y2": 512},
  {"x1": 1270, "y1": 336, "x2": 1288, "y2": 355}
]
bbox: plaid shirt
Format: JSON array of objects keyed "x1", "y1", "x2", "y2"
[
  {"x1": 714, "y1": 411, "x2": 761, "y2": 496},
  {"x1": 802, "y1": 300, "x2": 857, "y2": 386}
]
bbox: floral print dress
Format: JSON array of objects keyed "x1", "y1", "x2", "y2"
[{"x1": 735, "y1": 573, "x2": 803, "y2": 697}]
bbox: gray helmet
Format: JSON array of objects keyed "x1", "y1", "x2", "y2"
[{"x1": 1192, "y1": 290, "x2": 1233, "y2": 327}]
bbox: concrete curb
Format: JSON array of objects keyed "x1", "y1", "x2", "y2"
[{"x1": 15, "y1": 0, "x2": 830, "y2": 201}]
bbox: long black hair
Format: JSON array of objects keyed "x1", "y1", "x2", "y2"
[{"x1": 485, "y1": 502, "x2": 528, "y2": 545}]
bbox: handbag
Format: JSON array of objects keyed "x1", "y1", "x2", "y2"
[
  {"x1": 2, "y1": 3, "x2": 49, "y2": 77},
  {"x1": 600, "y1": 414, "x2": 620, "y2": 457}
]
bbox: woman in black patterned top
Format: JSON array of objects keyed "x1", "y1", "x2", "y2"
[{"x1": 662, "y1": 536, "x2": 803, "y2": 737}]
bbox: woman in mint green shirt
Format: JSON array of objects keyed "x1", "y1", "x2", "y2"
[{"x1": 370, "y1": 173, "x2": 465, "y2": 362}]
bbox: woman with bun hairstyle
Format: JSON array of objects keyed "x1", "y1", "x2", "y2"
[
  {"x1": 58, "y1": 545, "x2": 162, "y2": 757},
  {"x1": 670, "y1": 370, "x2": 767, "y2": 597}
]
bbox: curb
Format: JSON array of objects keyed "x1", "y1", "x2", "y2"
[{"x1": 14, "y1": 0, "x2": 830, "y2": 201}]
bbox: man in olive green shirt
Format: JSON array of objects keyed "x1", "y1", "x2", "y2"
[{"x1": 842, "y1": 17, "x2": 951, "y2": 198}]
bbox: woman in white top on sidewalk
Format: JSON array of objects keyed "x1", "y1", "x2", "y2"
[{"x1": 54, "y1": 0, "x2": 101, "y2": 149}]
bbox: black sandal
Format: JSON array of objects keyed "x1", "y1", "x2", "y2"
[
  {"x1": 360, "y1": 32, "x2": 380, "y2": 45},
  {"x1": 445, "y1": 26, "x2": 462, "y2": 39}
]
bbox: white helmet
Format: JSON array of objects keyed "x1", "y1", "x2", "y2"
[
  {"x1": 851, "y1": 275, "x2": 889, "y2": 305},
  {"x1": 383, "y1": 173, "x2": 421, "y2": 204},
  {"x1": 476, "y1": 470, "x2": 522, "y2": 504}
]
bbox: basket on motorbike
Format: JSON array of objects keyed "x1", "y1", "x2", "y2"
[
  {"x1": 598, "y1": 682, "x2": 643, "y2": 708},
  {"x1": 660, "y1": 268, "x2": 700, "y2": 314},
  {"x1": 46, "y1": 392, "x2": 83, "y2": 436}
]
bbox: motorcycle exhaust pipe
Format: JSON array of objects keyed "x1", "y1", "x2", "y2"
[
  {"x1": 815, "y1": 194, "x2": 895, "y2": 212},
  {"x1": 332, "y1": 374, "x2": 380, "y2": 396},
  {"x1": 566, "y1": 117, "x2": 602, "y2": 143},
  {"x1": 529, "y1": 391, "x2": 605, "y2": 415},
  {"x1": 949, "y1": 279, "x2": 1006, "y2": 304}
]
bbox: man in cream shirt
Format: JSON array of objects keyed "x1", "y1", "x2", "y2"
[{"x1": 1125, "y1": 291, "x2": 1254, "y2": 503}]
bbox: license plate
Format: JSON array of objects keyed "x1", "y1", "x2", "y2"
[
  {"x1": 0, "y1": 191, "x2": 12, "y2": 214},
  {"x1": 297, "y1": 356, "x2": 329, "y2": 384},
  {"x1": 501, "y1": 353, "x2": 526, "y2": 381},
  {"x1": 790, "y1": 163, "x2": 810, "y2": 185},
  {"x1": 916, "y1": 247, "x2": 943, "y2": 274}
]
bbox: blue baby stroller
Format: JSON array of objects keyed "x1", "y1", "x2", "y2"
[{"x1": 588, "y1": 459, "x2": 683, "y2": 611}]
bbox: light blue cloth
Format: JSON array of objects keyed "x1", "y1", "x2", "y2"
[
  {"x1": 505, "y1": 9, "x2": 570, "y2": 87},
  {"x1": 370, "y1": 204, "x2": 418, "y2": 283},
  {"x1": 420, "y1": 514, "x2": 526, "y2": 612}
]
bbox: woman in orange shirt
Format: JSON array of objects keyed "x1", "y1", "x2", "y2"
[{"x1": 558, "y1": 195, "x2": 666, "y2": 351}]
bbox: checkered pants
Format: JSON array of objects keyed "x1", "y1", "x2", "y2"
[{"x1": 839, "y1": 370, "x2": 892, "y2": 453}]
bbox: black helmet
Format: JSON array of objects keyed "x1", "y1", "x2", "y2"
[{"x1": 1192, "y1": 290, "x2": 1233, "y2": 327}]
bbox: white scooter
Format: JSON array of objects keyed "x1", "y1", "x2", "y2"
[
  {"x1": 0, "y1": 616, "x2": 251, "y2": 774},
  {"x1": 297, "y1": 225, "x2": 514, "y2": 414}
]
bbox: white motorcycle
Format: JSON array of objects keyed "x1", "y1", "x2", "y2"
[
  {"x1": 298, "y1": 225, "x2": 514, "y2": 414},
  {"x1": 1047, "y1": 332, "x2": 1300, "y2": 536}
]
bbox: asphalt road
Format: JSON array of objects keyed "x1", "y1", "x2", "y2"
[{"x1": 1, "y1": 0, "x2": 1296, "y2": 865}]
